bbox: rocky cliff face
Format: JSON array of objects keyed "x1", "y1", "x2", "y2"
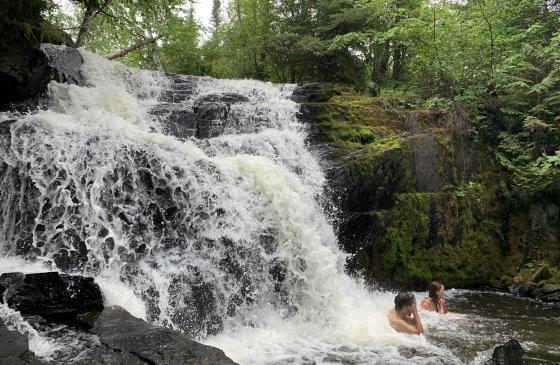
[
  {"x1": 295, "y1": 83, "x2": 560, "y2": 291},
  {"x1": 0, "y1": 0, "x2": 69, "y2": 109}
]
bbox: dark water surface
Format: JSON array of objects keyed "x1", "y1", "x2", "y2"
[{"x1": 428, "y1": 290, "x2": 560, "y2": 364}]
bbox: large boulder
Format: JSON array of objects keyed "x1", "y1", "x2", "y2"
[
  {"x1": 0, "y1": 43, "x2": 84, "y2": 110},
  {"x1": 0, "y1": 272, "x2": 238, "y2": 364},
  {"x1": 509, "y1": 265, "x2": 560, "y2": 303},
  {"x1": 86, "y1": 306, "x2": 238, "y2": 365},
  {"x1": 0, "y1": 272, "x2": 103, "y2": 322},
  {"x1": 0, "y1": 43, "x2": 50, "y2": 107},
  {"x1": 486, "y1": 339, "x2": 524, "y2": 365},
  {"x1": 39, "y1": 44, "x2": 85, "y2": 86}
]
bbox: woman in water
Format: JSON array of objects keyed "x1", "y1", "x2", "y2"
[{"x1": 421, "y1": 281, "x2": 447, "y2": 314}]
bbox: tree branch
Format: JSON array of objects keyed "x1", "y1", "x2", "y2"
[{"x1": 104, "y1": 36, "x2": 161, "y2": 60}]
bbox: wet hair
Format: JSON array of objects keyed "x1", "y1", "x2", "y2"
[
  {"x1": 429, "y1": 281, "x2": 443, "y2": 310},
  {"x1": 394, "y1": 292, "x2": 415, "y2": 310}
]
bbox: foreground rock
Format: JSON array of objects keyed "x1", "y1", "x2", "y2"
[
  {"x1": 486, "y1": 339, "x2": 524, "y2": 365},
  {"x1": 0, "y1": 272, "x2": 238, "y2": 365},
  {"x1": 0, "y1": 272, "x2": 103, "y2": 322},
  {"x1": 87, "y1": 306, "x2": 238, "y2": 365}
]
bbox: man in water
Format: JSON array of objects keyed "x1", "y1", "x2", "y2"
[{"x1": 387, "y1": 292, "x2": 424, "y2": 335}]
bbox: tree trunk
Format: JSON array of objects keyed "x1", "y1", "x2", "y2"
[
  {"x1": 75, "y1": 0, "x2": 113, "y2": 48},
  {"x1": 75, "y1": 7, "x2": 95, "y2": 48},
  {"x1": 152, "y1": 48, "x2": 164, "y2": 71},
  {"x1": 372, "y1": 41, "x2": 390, "y2": 82},
  {"x1": 477, "y1": 1, "x2": 495, "y2": 80},
  {"x1": 252, "y1": 52, "x2": 258, "y2": 79},
  {"x1": 104, "y1": 36, "x2": 161, "y2": 60},
  {"x1": 392, "y1": 44, "x2": 406, "y2": 80}
]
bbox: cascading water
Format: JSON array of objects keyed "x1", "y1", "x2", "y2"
[{"x1": 1, "y1": 47, "x2": 549, "y2": 365}]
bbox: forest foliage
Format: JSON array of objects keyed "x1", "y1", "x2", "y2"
[{"x1": 42, "y1": 0, "x2": 560, "y2": 204}]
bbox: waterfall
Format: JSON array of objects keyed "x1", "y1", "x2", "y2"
[{"x1": 0, "y1": 47, "x2": 465, "y2": 364}]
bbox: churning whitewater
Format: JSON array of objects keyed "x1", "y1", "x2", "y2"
[{"x1": 0, "y1": 47, "x2": 469, "y2": 364}]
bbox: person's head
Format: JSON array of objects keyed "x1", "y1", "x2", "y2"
[
  {"x1": 394, "y1": 292, "x2": 415, "y2": 314},
  {"x1": 428, "y1": 281, "x2": 445, "y2": 301}
]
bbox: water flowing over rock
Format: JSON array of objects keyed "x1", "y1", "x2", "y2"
[
  {"x1": 0, "y1": 321, "x2": 41, "y2": 365},
  {"x1": 0, "y1": 44, "x2": 350, "y2": 363}
]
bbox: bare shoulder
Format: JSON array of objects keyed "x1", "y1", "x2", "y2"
[
  {"x1": 387, "y1": 309, "x2": 401, "y2": 327},
  {"x1": 388, "y1": 310, "x2": 418, "y2": 334},
  {"x1": 387, "y1": 309, "x2": 397, "y2": 322},
  {"x1": 420, "y1": 297, "x2": 434, "y2": 311}
]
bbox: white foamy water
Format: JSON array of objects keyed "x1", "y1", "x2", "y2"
[
  {"x1": 0, "y1": 48, "x2": 533, "y2": 364},
  {"x1": 0, "y1": 304, "x2": 62, "y2": 360}
]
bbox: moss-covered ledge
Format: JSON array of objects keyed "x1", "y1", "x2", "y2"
[{"x1": 295, "y1": 83, "x2": 559, "y2": 292}]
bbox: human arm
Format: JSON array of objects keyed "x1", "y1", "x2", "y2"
[
  {"x1": 436, "y1": 289, "x2": 448, "y2": 314},
  {"x1": 411, "y1": 299, "x2": 425, "y2": 334},
  {"x1": 437, "y1": 298, "x2": 447, "y2": 314},
  {"x1": 390, "y1": 316, "x2": 424, "y2": 335}
]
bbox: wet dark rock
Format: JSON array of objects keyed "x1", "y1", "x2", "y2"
[
  {"x1": 167, "y1": 275, "x2": 224, "y2": 337},
  {"x1": 0, "y1": 42, "x2": 84, "y2": 110},
  {"x1": 410, "y1": 132, "x2": 439, "y2": 192},
  {"x1": 151, "y1": 103, "x2": 197, "y2": 139},
  {"x1": 532, "y1": 284, "x2": 560, "y2": 302},
  {"x1": 195, "y1": 103, "x2": 229, "y2": 139},
  {"x1": 0, "y1": 42, "x2": 50, "y2": 106},
  {"x1": 486, "y1": 339, "x2": 524, "y2": 365},
  {"x1": 510, "y1": 282, "x2": 536, "y2": 297},
  {"x1": 159, "y1": 74, "x2": 197, "y2": 103},
  {"x1": 87, "y1": 306, "x2": 238, "y2": 365},
  {"x1": 0, "y1": 321, "x2": 42, "y2": 365},
  {"x1": 0, "y1": 272, "x2": 103, "y2": 322},
  {"x1": 291, "y1": 83, "x2": 340, "y2": 103},
  {"x1": 510, "y1": 265, "x2": 560, "y2": 303},
  {"x1": 154, "y1": 85, "x2": 250, "y2": 139},
  {"x1": 194, "y1": 93, "x2": 249, "y2": 107},
  {"x1": 193, "y1": 93, "x2": 249, "y2": 138},
  {"x1": 40, "y1": 44, "x2": 85, "y2": 86}
]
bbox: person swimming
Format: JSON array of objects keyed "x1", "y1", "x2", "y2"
[
  {"x1": 387, "y1": 292, "x2": 424, "y2": 335},
  {"x1": 421, "y1": 281, "x2": 447, "y2": 314}
]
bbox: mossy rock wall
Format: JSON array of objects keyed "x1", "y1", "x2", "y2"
[{"x1": 296, "y1": 84, "x2": 559, "y2": 290}]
